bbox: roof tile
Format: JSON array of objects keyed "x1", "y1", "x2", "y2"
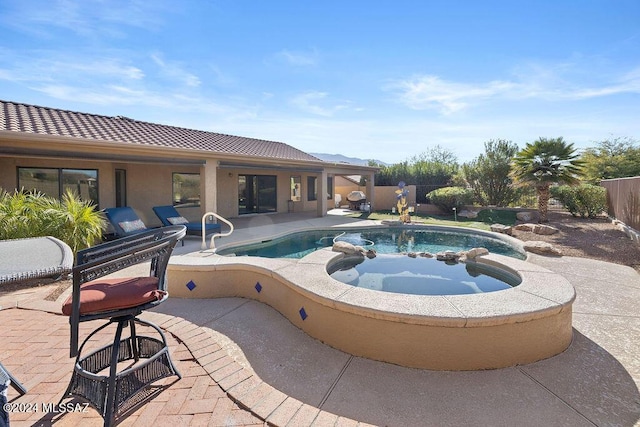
[{"x1": 0, "y1": 100, "x2": 322, "y2": 163}]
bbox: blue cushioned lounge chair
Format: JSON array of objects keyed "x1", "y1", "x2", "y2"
[
  {"x1": 152, "y1": 205, "x2": 221, "y2": 237},
  {"x1": 103, "y1": 207, "x2": 149, "y2": 238}
]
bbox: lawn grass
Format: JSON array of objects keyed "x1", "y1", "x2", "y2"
[{"x1": 345, "y1": 208, "x2": 517, "y2": 231}]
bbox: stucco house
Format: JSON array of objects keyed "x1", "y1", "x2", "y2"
[{"x1": 0, "y1": 100, "x2": 377, "y2": 227}]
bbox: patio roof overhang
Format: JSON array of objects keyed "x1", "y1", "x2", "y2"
[{"x1": 0, "y1": 130, "x2": 379, "y2": 176}]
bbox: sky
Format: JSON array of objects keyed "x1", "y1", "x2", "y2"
[{"x1": 1, "y1": 0, "x2": 639, "y2": 164}]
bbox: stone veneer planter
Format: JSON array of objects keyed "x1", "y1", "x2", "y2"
[{"x1": 167, "y1": 249, "x2": 575, "y2": 371}]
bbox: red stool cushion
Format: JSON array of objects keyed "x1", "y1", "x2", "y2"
[{"x1": 62, "y1": 277, "x2": 164, "y2": 316}]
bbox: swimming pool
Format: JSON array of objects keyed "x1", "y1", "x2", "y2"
[
  {"x1": 217, "y1": 227, "x2": 526, "y2": 260},
  {"x1": 170, "y1": 223, "x2": 574, "y2": 370}
]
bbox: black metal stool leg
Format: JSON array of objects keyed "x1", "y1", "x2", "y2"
[
  {"x1": 103, "y1": 319, "x2": 126, "y2": 427},
  {"x1": 129, "y1": 319, "x2": 139, "y2": 362}
]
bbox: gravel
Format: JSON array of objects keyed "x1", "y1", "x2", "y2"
[{"x1": 512, "y1": 210, "x2": 640, "y2": 272}]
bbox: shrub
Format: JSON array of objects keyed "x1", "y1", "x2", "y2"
[
  {"x1": 0, "y1": 188, "x2": 106, "y2": 254},
  {"x1": 550, "y1": 184, "x2": 607, "y2": 218},
  {"x1": 427, "y1": 186, "x2": 474, "y2": 213}
]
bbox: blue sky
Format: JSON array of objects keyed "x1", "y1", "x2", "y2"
[{"x1": 1, "y1": 0, "x2": 639, "y2": 163}]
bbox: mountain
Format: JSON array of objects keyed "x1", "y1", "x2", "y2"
[{"x1": 310, "y1": 153, "x2": 389, "y2": 166}]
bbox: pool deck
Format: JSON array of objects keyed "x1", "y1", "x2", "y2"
[{"x1": 1, "y1": 211, "x2": 639, "y2": 426}]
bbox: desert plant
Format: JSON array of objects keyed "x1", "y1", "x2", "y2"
[
  {"x1": 0, "y1": 188, "x2": 105, "y2": 253},
  {"x1": 510, "y1": 137, "x2": 584, "y2": 222},
  {"x1": 462, "y1": 139, "x2": 522, "y2": 206},
  {"x1": 427, "y1": 186, "x2": 474, "y2": 213},
  {"x1": 551, "y1": 184, "x2": 607, "y2": 218}
]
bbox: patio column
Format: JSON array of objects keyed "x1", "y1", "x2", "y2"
[
  {"x1": 201, "y1": 159, "x2": 218, "y2": 215},
  {"x1": 366, "y1": 172, "x2": 375, "y2": 211},
  {"x1": 317, "y1": 170, "x2": 327, "y2": 217}
]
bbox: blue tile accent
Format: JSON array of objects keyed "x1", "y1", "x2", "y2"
[
  {"x1": 299, "y1": 307, "x2": 308, "y2": 321},
  {"x1": 186, "y1": 280, "x2": 196, "y2": 291},
  {"x1": 255, "y1": 282, "x2": 262, "y2": 293}
]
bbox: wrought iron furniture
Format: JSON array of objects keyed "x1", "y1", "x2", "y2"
[{"x1": 60, "y1": 225, "x2": 186, "y2": 426}]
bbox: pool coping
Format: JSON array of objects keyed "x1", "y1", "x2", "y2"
[{"x1": 168, "y1": 223, "x2": 576, "y2": 370}]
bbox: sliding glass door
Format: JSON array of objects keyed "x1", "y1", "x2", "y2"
[{"x1": 238, "y1": 174, "x2": 277, "y2": 214}]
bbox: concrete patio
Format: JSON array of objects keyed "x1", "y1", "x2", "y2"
[{"x1": 0, "y1": 211, "x2": 638, "y2": 426}]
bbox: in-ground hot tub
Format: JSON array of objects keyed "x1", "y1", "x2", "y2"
[{"x1": 167, "y1": 225, "x2": 575, "y2": 371}]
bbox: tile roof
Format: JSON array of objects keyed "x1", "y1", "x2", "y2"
[{"x1": 0, "y1": 100, "x2": 322, "y2": 163}]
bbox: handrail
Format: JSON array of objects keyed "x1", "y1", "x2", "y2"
[{"x1": 201, "y1": 212, "x2": 234, "y2": 251}]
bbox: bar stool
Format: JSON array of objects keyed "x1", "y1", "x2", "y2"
[{"x1": 60, "y1": 225, "x2": 186, "y2": 426}]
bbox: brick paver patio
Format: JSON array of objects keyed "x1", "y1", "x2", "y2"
[{"x1": 0, "y1": 307, "x2": 264, "y2": 426}]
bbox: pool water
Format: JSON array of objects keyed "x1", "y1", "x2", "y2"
[
  {"x1": 218, "y1": 227, "x2": 526, "y2": 260},
  {"x1": 329, "y1": 254, "x2": 521, "y2": 295}
]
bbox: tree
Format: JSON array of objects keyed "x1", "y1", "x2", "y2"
[
  {"x1": 580, "y1": 137, "x2": 640, "y2": 184},
  {"x1": 374, "y1": 146, "x2": 460, "y2": 203},
  {"x1": 462, "y1": 139, "x2": 521, "y2": 206},
  {"x1": 510, "y1": 137, "x2": 584, "y2": 222}
]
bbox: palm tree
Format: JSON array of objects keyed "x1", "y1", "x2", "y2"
[{"x1": 510, "y1": 137, "x2": 584, "y2": 222}]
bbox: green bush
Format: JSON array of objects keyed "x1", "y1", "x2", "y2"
[
  {"x1": 550, "y1": 184, "x2": 607, "y2": 218},
  {"x1": 427, "y1": 186, "x2": 474, "y2": 213},
  {"x1": 0, "y1": 188, "x2": 106, "y2": 254}
]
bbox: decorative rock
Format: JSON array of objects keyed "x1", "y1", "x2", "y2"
[
  {"x1": 514, "y1": 223, "x2": 535, "y2": 232},
  {"x1": 436, "y1": 250, "x2": 460, "y2": 262},
  {"x1": 532, "y1": 224, "x2": 559, "y2": 235},
  {"x1": 523, "y1": 241, "x2": 562, "y2": 256},
  {"x1": 458, "y1": 210, "x2": 479, "y2": 219},
  {"x1": 490, "y1": 224, "x2": 513, "y2": 236},
  {"x1": 419, "y1": 252, "x2": 434, "y2": 258},
  {"x1": 516, "y1": 211, "x2": 536, "y2": 222},
  {"x1": 465, "y1": 247, "x2": 489, "y2": 259},
  {"x1": 332, "y1": 241, "x2": 364, "y2": 256},
  {"x1": 408, "y1": 252, "x2": 417, "y2": 258}
]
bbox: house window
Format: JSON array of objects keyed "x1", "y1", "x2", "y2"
[
  {"x1": 172, "y1": 173, "x2": 201, "y2": 207},
  {"x1": 290, "y1": 176, "x2": 301, "y2": 202},
  {"x1": 327, "y1": 176, "x2": 334, "y2": 200},
  {"x1": 17, "y1": 167, "x2": 99, "y2": 206},
  {"x1": 307, "y1": 176, "x2": 317, "y2": 201}
]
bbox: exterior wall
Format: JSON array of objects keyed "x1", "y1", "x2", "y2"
[
  {"x1": 373, "y1": 185, "x2": 417, "y2": 212},
  {"x1": 335, "y1": 176, "x2": 362, "y2": 207},
  {"x1": 1, "y1": 154, "x2": 363, "y2": 221},
  {"x1": 216, "y1": 167, "x2": 332, "y2": 218},
  {"x1": 0, "y1": 156, "x2": 115, "y2": 207},
  {"x1": 601, "y1": 176, "x2": 640, "y2": 232},
  {"x1": 0, "y1": 156, "x2": 201, "y2": 227}
]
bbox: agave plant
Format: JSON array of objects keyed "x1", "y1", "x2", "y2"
[{"x1": 510, "y1": 137, "x2": 584, "y2": 222}]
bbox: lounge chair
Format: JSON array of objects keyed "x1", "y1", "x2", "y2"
[
  {"x1": 152, "y1": 205, "x2": 221, "y2": 237},
  {"x1": 103, "y1": 207, "x2": 149, "y2": 238}
]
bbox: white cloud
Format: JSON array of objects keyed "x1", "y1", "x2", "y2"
[
  {"x1": 1, "y1": 0, "x2": 169, "y2": 37},
  {"x1": 391, "y1": 75, "x2": 516, "y2": 114},
  {"x1": 390, "y1": 63, "x2": 640, "y2": 115},
  {"x1": 276, "y1": 49, "x2": 319, "y2": 67},
  {"x1": 289, "y1": 91, "x2": 350, "y2": 117},
  {"x1": 150, "y1": 52, "x2": 201, "y2": 87}
]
